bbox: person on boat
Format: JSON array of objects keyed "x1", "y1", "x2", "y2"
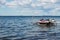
[
  {"x1": 46, "y1": 19, "x2": 49, "y2": 21},
  {"x1": 51, "y1": 19, "x2": 55, "y2": 22},
  {"x1": 48, "y1": 19, "x2": 55, "y2": 26},
  {"x1": 40, "y1": 19, "x2": 44, "y2": 21},
  {"x1": 49, "y1": 19, "x2": 55, "y2": 23},
  {"x1": 45, "y1": 19, "x2": 50, "y2": 26}
]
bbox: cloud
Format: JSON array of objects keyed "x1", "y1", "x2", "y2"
[
  {"x1": 15, "y1": 0, "x2": 32, "y2": 6},
  {"x1": 0, "y1": 0, "x2": 6, "y2": 5},
  {"x1": 33, "y1": 10, "x2": 46, "y2": 16},
  {"x1": 37, "y1": 0, "x2": 57, "y2": 3},
  {"x1": 19, "y1": 9, "x2": 46, "y2": 16},
  {"x1": 0, "y1": 0, "x2": 6, "y2": 3},
  {"x1": 0, "y1": 0, "x2": 58, "y2": 9},
  {"x1": 31, "y1": 3, "x2": 36, "y2": 8},
  {"x1": 4, "y1": 0, "x2": 32, "y2": 8},
  {"x1": 0, "y1": 0, "x2": 60, "y2": 16},
  {"x1": 30, "y1": 0, "x2": 59, "y2": 12},
  {"x1": 51, "y1": 0, "x2": 57, "y2": 3},
  {"x1": 5, "y1": 1, "x2": 17, "y2": 8},
  {"x1": 49, "y1": 7, "x2": 60, "y2": 16}
]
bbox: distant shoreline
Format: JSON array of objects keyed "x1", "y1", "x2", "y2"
[{"x1": 0, "y1": 16, "x2": 60, "y2": 17}]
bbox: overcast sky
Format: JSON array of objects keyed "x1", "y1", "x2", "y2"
[{"x1": 0, "y1": 0, "x2": 60, "y2": 16}]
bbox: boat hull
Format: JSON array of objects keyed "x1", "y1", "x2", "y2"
[{"x1": 36, "y1": 21, "x2": 57, "y2": 27}]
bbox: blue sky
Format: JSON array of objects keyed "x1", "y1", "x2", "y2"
[{"x1": 0, "y1": 0, "x2": 60, "y2": 16}]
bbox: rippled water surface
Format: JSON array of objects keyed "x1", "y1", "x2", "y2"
[{"x1": 0, "y1": 16, "x2": 60, "y2": 40}]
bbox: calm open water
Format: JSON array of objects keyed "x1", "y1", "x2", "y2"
[{"x1": 0, "y1": 16, "x2": 60, "y2": 40}]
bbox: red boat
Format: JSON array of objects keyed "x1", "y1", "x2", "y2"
[
  {"x1": 36, "y1": 19, "x2": 57, "y2": 27},
  {"x1": 37, "y1": 21, "x2": 49, "y2": 24}
]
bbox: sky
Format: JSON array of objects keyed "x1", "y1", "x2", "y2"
[{"x1": 0, "y1": 0, "x2": 60, "y2": 16}]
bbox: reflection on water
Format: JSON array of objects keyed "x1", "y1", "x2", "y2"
[{"x1": 0, "y1": 16, "x2": 60, "y2": 40}]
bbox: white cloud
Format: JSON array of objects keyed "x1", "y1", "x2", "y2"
[
  {"x1": 42, "y1": 3, "x2": 55, "y2": 9},
  {"x1": 41, "y1": 0, "x2": 51, "y2": 2},
  {"x1": 49, "y1": 7, "x2": 60, "y2": 16},
  {"x1": 22, "y1": 0, "x2": 32, "y2": 4},
  {"x1": 0, "y1": 0, "x2": 6, "y2": 8},
  {"x1": 15, "y1": 0, "x2": 32, "y2": 6},
  {"x1": 0, "y1": 0, "x2": 6, "y2": 3},
  {"x1": 5, "y1": 1, "x2": 17, "y2": 8},
  {"x1": 0, "y1": 0, "x2": 58, "y2": 8},
  {"x1": 37, "y1": 0, "x2": 57, "y2": 3},
  {"x1": 51, "y1": 0, "x2": 57, "y2": 3},
  {"x1": 5, "y1": 0, "x2": 32, "y2": 8},
  {"x1": 0, "y1": 0, "x2": 60, "y2": 16},
  {"x1": 31, "y1": 0, "x2": 57, "y2": 9},
  {"x1": 31, "y1": 3, "x2": 36, "y2": 8},
  {"x1": 0, "y1": 0, "x2": 57, "y2": 9},
  {"x1": 33, "y1": 10, "x2": 45, "y2": 16},
  {"x1": 19, "y1": 9, "x2": 46, "y2": 16}
]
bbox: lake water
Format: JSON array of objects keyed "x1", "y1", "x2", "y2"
[{"x1": 0, "y1": 16, "x2": 60, "y2": 40}]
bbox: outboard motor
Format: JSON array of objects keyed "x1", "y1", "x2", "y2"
[{"x1": 48, "y1": 19, "x2": 57, "y2": 27}]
